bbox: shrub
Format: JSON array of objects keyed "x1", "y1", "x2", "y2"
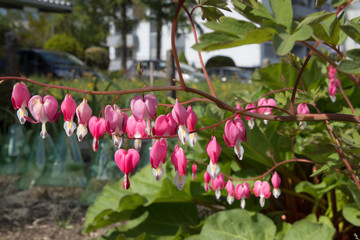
[
  {"x1": 205, "y1": 56, "x2": 236, "y2": 68},
  {"x1": 84, "y1": 47, "x2": 109, "y2": 71},
  {"x1": 44, "y1": 34, "x2": 83, "y2": 59}
]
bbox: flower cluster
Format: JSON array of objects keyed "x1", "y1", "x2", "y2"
[
  {"x1": 242, "y1": 98, "x2": 276, "y2": 129},
  {"x1": 11, "y1": 82, "x2": 282, "y2": 207}
]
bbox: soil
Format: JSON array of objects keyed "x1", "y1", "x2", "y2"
[{"x1": 0, "y1": 175, "x2": 106, "y2": 240}]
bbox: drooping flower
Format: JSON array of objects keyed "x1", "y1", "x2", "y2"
[
  {"x1": 253, "y1": 180, "x2": 271, "y2": 207},
  {"x1": 204, "y1": 171, "x2": 211, "y2": 192},
  {"x1": 172, "y1": 99, "x2": 188, "y2": 144},
  {"x1": 271, "y1": 171, "x2": 281, "y2": 199},
  {"x1": 211, "y1": 174, "x2": 225, "y2": 199},
  {"x1": 28, "y1": 95, "x2": 59, "y2": 139},
  {"x1": 105, "y1": 104, "x2": 128, "y2": 148},
  {"x1": 150, "y1": 139, "x2": 168, "y2": 181},
  {"x1": 257, "y1": 98, "x2": 276, "y2": 124},
  {"x1": 192, "y1": 163, "x2": 197, "y2": 181},
  {"x1": 76, "y1": 99, "x2": 92, "y2": 141},
  {"x1": 126, "y1": 115, "x2": 148, "y2": 151},
  {"x1": 153, "y1": 113, "x2": 177, "y2": 137},
  {"x1": 235, "y1": 183, "x2": 251, "y2": 209},
  {"x1": 244, "y1": 103, "x2": 257, "y2": 129},
  {"x1": 130, "y1": 94, "x2": 158, "y2": 134},
  {"x1": 171, "y1": 145, "x2": 188, "y2": 190},
  {"x1": 88, "y1": 116, "x2": 106, "y2": 152},
  {"x1": 225, "y1": 180, "x2": 235, "y2": 205},
  {"x1": 11, "y1": 82, "x2": 30, "y2": 124},
  {"x1": 223, "y1": 117, "x2": 247, "y2": 160},
  {"x1": 186, "y1": 106, "x2": 198, "y2": 147},
  {"x1": 328, "y1": 66, "x2": 339, "y2": 102},
  {"x1": 114, "y1": 149, "x2": 140, "y2": 190},
  {"x1": 61, "y1": 94, "x2": 77, "y2": 136},
  {"x1": 297, "y1": 103, "x2": 310, "y2": 130},
  {"x1": 206, "y1": 136, "x2": 221, "y2": 179}
]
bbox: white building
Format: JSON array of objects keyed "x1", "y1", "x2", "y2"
[{"x1": 106, "y1": 1, "x2": 339, "y2": 71}]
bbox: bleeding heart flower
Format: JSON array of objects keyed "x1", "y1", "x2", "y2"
[
  {"x1": 11, "y1": 82, "x2": 30, "y2": 124},
  {"x1": 28, "y1": 95, "x2": 59, "y2": 139},
  {"x1": 153, "y1": 114, "x2": 177, "y2": 137},
  {"x1": 105, "y1": 104, "x2": 128, "y2": 148},
  {"x1": 204, "y1": 171, "x2": 211, "y2": 192},
  {"x1": 88, "y1": 116, "x2": 106, "y2": 152},
  {"x1": 235, "y1": 103, "x2": 243, "y2": 118},
  {"x1": 223, "y1": 117, "x2": 247, "y2": 160},
  {"x1": 114, "y1": 149, "x2": 140, "y2": 190},
  {"x1": 206, "y1": 136, "x2": 221, "y2": 179},
  {"x1": 225, "y1": 180, "x2": 235, "y2": 205},
  {"x1": 130, "y1": 94, "x2": 158, "y2": 134},
  {"x1": 192, "y1": 163, "x2": 197, "y2": 181},
  {"x1": 171, "y1": 145, "x2": 188, "y2": 190},
  {"x1": 244, "y1": 103, "x2": 257, "y2": 129},
  {"x1": 172, "y1": 99, "x2": 189, "y2": 144},
  {"x1": 271, "y1": 171, "x2": 281, "y2": 199},
  {"x1": 328, "y1": 79, "x2": 339, "y2": 103},
  {"x1": 235, "y1": 183, "x2": 251, "y2": 209},
  {"x1": 211, "y1": 174, "x2": 225, "y2": 199},
  {"x1": 187, "y1": 106, "x2": 198, "y2": 147},
  {"x1": 257, "y1": 98, "x2": 276, "y2": 124},
  {"x1": 61, "y1": 94, "x2": 77, "y2": 136},
  {"x1": 297, "y1": 103, "x2": 310, "y2": 130},
  {"x1": 76, "y1": 99, "x2": 92, "y2": 141},
  {"x1": 150, "y1": 139, "x2": 168, "y2": 181},
  {"x1": 126, "y1": 115, "x2": 148, "y2": 151},
  {"x1": 253, "y1": 180, "x2": 271, "y2": 207}
]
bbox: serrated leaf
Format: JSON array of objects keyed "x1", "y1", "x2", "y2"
[
  {"x1": 283, "y1": 214, "x2": 335, "y2": 240},
  {"x1": 195, "y1": 209, "x2": 276, "y2": 240},
  {"x1": 316, "y1": 0, "x2": 328, "y2": 7},
  {"x1": 232, "y1": 0, "x2": 274, "y2": 24},
  {"x1": 331, "y1": 0, "x2": 348, "y2": 7},
  {"x1": 337, "y1": 60, "x2": 360, "y2": 74},
  {"x1": 340, "y1": 21, "x2": 360, "y2": 44},
  {"x1": 270, "y1": 0, "x2": 293, "y2": 29},
  {"x1": 342, "y1": 203, "x2": 360, "y2": 226}
]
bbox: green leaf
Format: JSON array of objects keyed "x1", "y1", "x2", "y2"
[
  {"x1": 283, "y1": 214, "x2": 335, "y2": 240},
  {"x1": 346, "y1": 48, "x2": 360, "y2": 61},
  {"x1": 200, "y1": 6, "x2": 225, "y2": 21},
  {"x1": 316, "y1": 0, "x2": 328, "y2": 7},
  {"x1": 203, "y1": 17, "x2": 257, "y2": 38},
  {"x1": 198, "y1": 0, "x2": 230, "y2": 11},
  {"x1": 310, "y1": 161, "x2": 337, "y2": 177},
  {"x1": 232, "y1": 0, "x2": 274, "y2": 24},
  {"x1": 296, "y1": 11, "x2": 333, "y2": 30},
  {"x1": 340, "y1": 21, "x2": 360, "y2": 44},
  {"x1": 270, "y1": 0, "x2": 293, "y2": 29},
  {"x1": 331, "y1": 0, "x2": 348, "y2": 7},
  {"x1": 337, "y1": 60, "x2": 360, "y2": 74},
  {"x1": 194, "y1": 209, "x2": 276, "y2": 240},
  {"x1": 342, "y1": 203, "x2": 360, "y2": 226},
  {"x1": 312, "y1": 14, "x2": 342, "y2": 45}
]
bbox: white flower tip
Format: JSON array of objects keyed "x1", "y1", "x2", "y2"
[
  {"x1": 273, "y1": 188, "x2": 281, "y2": 199},
  {"x1": 330, "y1": 95, "x2": 336, "y2": 103},
  {"x1": 112, "y1": 134, "x2": 123, "y2": 148},
  {"x1": 227, "y1": 195, "x2": 234, "y2": 205},
  {"x1": 174, "y1": 172, "x2": 186, "y2": 191},
  {"x1": 260, "y1": 196, "x2": 265, "y2": 207},
  {"x1": 188, "y1": 132, "x2": 198, "y2": 147},
  {"x1": 40, "y1": 122, "x2": 47, "y2": 139},
  {"x1": 92, "y1": 138, "x2": 99, "y2": 152},
  {"x1": 241, "y1": 198, "x2": 246, "y2": 209},
  {"x1": 234, "y1": 143, "x2": 244, "y2": 160},
  {"x1": 17, "y1": 108, "x2": 28, "y2": 124},
  {"x1": 299, "y1": 121, "x2": 306, "y2": 130},
  {"x1": 64, "y1": 120, "x2": 76, "y2": 137},
  {"x1": 153, "y1": 166, "x2": 164, "y2": 181},
  {"x1": 76, "y1": 124, "x2": 88, "y2": 142},
  {"x1": 215, "y1": 189, "x2": 221, "y2": 199},
  {"x1": 134, "y1": 138, "x2": 142, "y2": 151},
  {"x1": 207, "y1": 163, "x2": 220, "y2": 179},
  {"x1": 264, "y1": 119, "x2": 269, "y2": 125},
  {"x1": 248, "y1": 119, "x2": 254, "y2": 129},
  {"x1": 178, "y1": 125, "x2": 189, "y2": 145}
]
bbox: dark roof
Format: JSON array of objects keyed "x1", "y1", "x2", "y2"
[{"x1": 0, "y1": 0, "x2": 72, "y2": 13}]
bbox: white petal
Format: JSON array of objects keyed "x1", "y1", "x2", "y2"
[
  {"x1": 264, "y1": 119, "x2": 269, "y2": 125},
  {"x1": 152, "y1": 165, "x2": 164, "y2": 181},
  {"x1": 40, "y1": 122, "x2": 48, "y2": 139},
  {"x1": 260, "y1": 196, "x2": 265, "y2": 207},
  {"x1": 273, "y1": 188, "x2": 281, "y2": 199},
  {"x1": 207, "y1": 162, "x2": 220, "y2": 179},
  {"x1": 134, "y1": 138, "x2": 142, "y2": 151},
  {"x1": 215, "y1": 189, "x2": 221, "y2": 199},
  {"x1": 64, "y1": 120, "x2": 76, "y2": 136},
  {"x1": 112, "y1": 134, "x2": 123, "y2": 148},
  {"x1": 188, "y1": 132, "x2": 198, "y2": 147},
  {"x1": 17, "y1": 107, "x2": 28, "y2": 124},
  {"x1": 76, "y1": 124, "x2": 88, "y2": 142},
  {"x1": 145, "y1": 121, "x2": 152, "y2": 135},
  {"x1": 241, "y1": 198, "x2": 246, "y2": 209},
  {"x1": 299, "y1": 121, "x2": 306, "y2": 130},
  {"x1": 234, "y1": 143, "x2": 244, "y2": 160},
  {"x1": 330, "y1": 95, "x2": 336, "y2": 103},
  {"x1": 178, "y1": 125, "x2": 189, "y2": 145},
  {"x1": 174, "y1": 171, "x2": 186, "y2": 190},
  {"x1": 248, "y1": 119, "x2": 254, "y2": 129},
  {"x1": 227, "y1": 195, "x2": 234, "y2": 205}
]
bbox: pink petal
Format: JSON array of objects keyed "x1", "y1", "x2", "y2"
[
  {"x1": 11, "y1": 82, "x2": 30, "y2": 109},
  {"x1": 186, "y1": 106, "x2": 198, "y2": 132},
  {"x1": 206, "y1": 136, "x2": 221, "y2": 164},
  {"x1": 61, "y1": 94, "x2": 77, "y2": 121},
  {"x1": 144, "y1": 94, "x2": 158, "y2": 120},
  {"x1": 172, "y1": 99, "x2": 187, "y2": 125},
  {"x1": 76, "y1": 99, "x2": 92, "y2": 125},
  {"x1": 131, "y1": 95, "x2": 146, "y2": 120}
]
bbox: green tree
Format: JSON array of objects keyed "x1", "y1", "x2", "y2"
[{"x1": 44, "y1": 33, "x2": 83, "y2": 58}]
